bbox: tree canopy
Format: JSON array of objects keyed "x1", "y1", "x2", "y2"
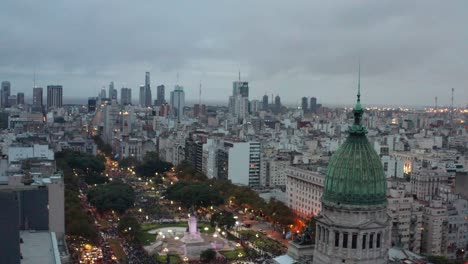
[
  {"x1": 117, "y1": 216, "x2": 142, "y2": 239},
  {"x1": 210, "y1": 210, "x2": 236, "y2": 229},
  {"x1": 135, "y1": 151, "x2": 172, "y2": 177},
  {"x1": 200, "y1": 248, "x2": 217, "y2": 262},
  {"x1": 87, "y1": 182, "x2": 135, "y2": 213},
  {"x1": 165, "y1": 181, "x2": 224, "y2": 209}
]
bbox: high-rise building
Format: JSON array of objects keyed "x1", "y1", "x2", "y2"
[
  {"x1": 170, "y1": 85, "x2": 185, "y2": 122},
  {"x1": 250, "y1": 99, "x2": 261, "y2": 114},
  {"x1": 193, "y1": 104, "x2": 206, "y2": 117},
  {"x1": 310, "y1": 97, "x2": 317, "y2": 113},
  {"x1": 46, "y1": 85, "x2": 63, "y2": 109},
  {"x1": 313, "y1": 73, "x2": 390, "y2": 264},
  {"x1": 233, "y1": 81, "x2": 249, "y2": 98},
  {"x1": 156, "y1": 85, "x2": 165, "y2": 106},
  {"x1": 8, "y1": 95, "x2": 17, "y2": 107},
  {"x1": 139, "y1": 85, "x2": 145, "y2": 107},
  {"x1": 301, "y1": 97, "x2": 308, "y2": 112},
  {"x1": 217, "y1": 141, "x2": 261, "y2": 187},
  {"x1": 144, "y1": 72, "x2": 152, "y2": 107},
  {"x1": 262, "y1": 94, "x2": 269, "y2": 110},
  {"x1": 88, "y1": 97, "x2": 97, "y2": 113},
  {"x1": 108, "y1": 81, "x2": 117, "y2": 101},
  {"x1": 159, "y1": 103, "x2": 170, "y2": 117},
  {"x1": 32, "y1": 87, "x2": 43, "y2": 112},
  {"x1": 100, "y1": 87, "x2": 107, "y2": 100},
  {"x1": 1, "y1": 81, "x2": 11, "y2": 108},
  {"x1": 274, "y1": 95, "x2": 281, "y2": 112},
  {"x1": 16, "y1": 92, "x2": 25, "y2": 105},
  {"x1": 120, "y1": 87, "x2": 132, "y2": 105}
]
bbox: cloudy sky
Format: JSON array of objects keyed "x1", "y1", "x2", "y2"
[{"x1": 1, "y1": 0, "x2": 467, "y2": 107}]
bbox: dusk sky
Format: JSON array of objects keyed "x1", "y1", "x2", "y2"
[{"x1": 1, "y1": 1, "x2": 467, "y2": 107}]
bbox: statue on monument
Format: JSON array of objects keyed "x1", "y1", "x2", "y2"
[{"x1": 295, "y1": 226, "x2": 313, "y2": 245}]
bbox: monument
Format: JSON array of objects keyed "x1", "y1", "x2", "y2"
[{"x1": 181, "y1": 210, "x2": 211, "y2": 258}]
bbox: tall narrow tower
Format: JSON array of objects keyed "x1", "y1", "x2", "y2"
[
  {"x1": 450, "y1": 88, "x2": 454, "y2": 126},
  {"x1": 313, "y1": 65, "x2": 390, "y2": 264}
]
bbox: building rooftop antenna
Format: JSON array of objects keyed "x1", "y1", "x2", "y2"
[
  {"x1": 199, "y1": 81, "x2": 202, "y2": 106},
  {"x1": 450, "y1": 88, "x2": 455, "y2": 127}
]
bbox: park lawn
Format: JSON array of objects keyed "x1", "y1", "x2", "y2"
[
  {"x1": 138, "y1": 231, "x2": 157, "y2": 246},
  {"x1": 141, "y1": 222, "x2": 214, "y2": 234},
  {"x1": 156, "y1": 255, "x2": 181, "y2": 263},
  {"x1": 220, "y1": 249, "x2": 245, "y2": 260},
  {"x1": 108, "y1": 238, "x2": 126, "y2": 262}
]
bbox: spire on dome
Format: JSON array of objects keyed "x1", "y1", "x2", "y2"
[{"x1": 349, "y1": 62, "x2": 366, "y2": 134}]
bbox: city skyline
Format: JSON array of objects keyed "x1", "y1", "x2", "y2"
[{"x1": 1, "y1": 1, "x2": 467, "y2": 106}]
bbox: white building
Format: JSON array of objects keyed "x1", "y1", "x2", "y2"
[
  {"x1": 202, "y1": 139, "x2": 219, "y2": 179},
  {"x1": 421, "y1": 198, "x2": 448, "y2": 256},
  {"x1": 387, "y1": 184, "x2": 423, "y2": 253},
  {"x1": 8, "y1": 144, "x2": 54, "y2": 163},
  {"x1": 382, "y1": 155, "x2": 405, "y2": 178},
  {"x1": 446, "y1": 198, "x2": 468, "y2": 260},
  {"x1": 219, "y1": 141, "x2": 261, "y2": 187},
  {"x1": 285, "y1": 165, "x2": 325, "y2": 219},
  {"x1": 410, "y1": 168, "x2": 449, "y2": 201}
]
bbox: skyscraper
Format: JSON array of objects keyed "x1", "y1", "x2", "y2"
[
  {"x1": 301, "y1": 97, "x2": 308, "y2": 112},
  {"x1": 274, "y1": 95, "x2": 281, "y2": 113},
  {"x1": 16, "y1": 93, "x2": 25, "y2": 105},
  {"x1": 47, "y1": 85, "x2": 63, "y2": 109},
  {"x1": 170, "y1": 85, "x2": 185, "y2": 122},
  {"x1": 99, "y1": 87, "x2": 107, "y2": 100},
  {"x1": 233, "y1": 81, "x2": 249, "y2": 98},
  {"x1": 313, "y1": 69, "x2": 389, "y2": 264},
  {"x1": 139, "y1": 85, "x2": 145, "y2": 107},
  {"x1": 88, "y1": 97, "x2": 97, "y2": 113},
  {"x1": 156, "y1": 85, "x2": 165, "y2": 106},
  {"x1": 144, "y1": 72, "x2": 152, "y2": 107},
  {"x1": 310, "y1": 97, "x2": 317, "y2": 113},
  {"x1": 120, "y1": 87, "x2": 132, "y2": 105},
  {"x1": 1, "y1": 81, "x2": 11, "y2": 108},
  {"x1": 108, "y1": 81, "x2": 117, "y2": 101},
  {"x1": 32, "y1": 87, "x2": 43, "y2": 112},
  {"x1": 262, "y1": 94, "x2": 269, "y2": 110}
]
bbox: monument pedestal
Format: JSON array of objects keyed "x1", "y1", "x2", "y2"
[
  {"x1": 184, "y1": 241, "x2": 211, "y2": 259},
  {"x1": 287, "y1": 241, "x2": 315, "y2": 262}
]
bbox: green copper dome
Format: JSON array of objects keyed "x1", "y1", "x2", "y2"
[{"x1": 322, "y1": 67, "x2": 387, "y2": 209}]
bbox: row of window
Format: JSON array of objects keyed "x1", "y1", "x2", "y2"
[{"x1": 317, "y1": 226, "x2": 383, "y2": 250}]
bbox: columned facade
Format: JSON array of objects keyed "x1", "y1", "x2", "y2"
[{"x1": 314, "y1": 205, "x2": 390, "y2": 263}]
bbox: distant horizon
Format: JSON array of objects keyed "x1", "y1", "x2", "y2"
[{"x1": 50, "y1": 96, "x2": 448, "y2": 110}]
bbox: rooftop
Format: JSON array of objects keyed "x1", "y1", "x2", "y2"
[{"x1": 20, "y1": 231, "x2": 61, "y2": 264}]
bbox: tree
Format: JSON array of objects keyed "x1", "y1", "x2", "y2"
[
  {"x1": 165, "y1": 181, "x2": 224, "y2": 209},
  {"x1": 87, "y1": 182, "x2": 135, "y2": 213},
  {"x1": 200, "y1": 248, "x2": 216, "y2": 262},
  {"x1": 119, "y1": 157, "x2": 140, "y2": 169},
  {"x1": 65, "y1": 190, "x2": 99, "y2": 243},
  {"x1": 118, "y1": 216, "x2": 142, "y2": 239},
  {"x1": 266, "y1": 199, "x2": 294, "y2": 227},
  {"x1": 210, "y1": 210, "x2": 236, "y2": 229},
  {"x1": 135, "y1": 152, "x2": 172, "y2": 177}
]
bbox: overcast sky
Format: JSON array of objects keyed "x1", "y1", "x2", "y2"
[{"x1": 1, "y1": 0, "x2": 467, "y2": 107}]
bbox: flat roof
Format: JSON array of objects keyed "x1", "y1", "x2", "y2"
[{"x1": 20, "y1": 231, "x2": 61, "y2": 264}]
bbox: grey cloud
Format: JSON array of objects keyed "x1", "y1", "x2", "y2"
[{"x1": 0, "y1": 0, "x2": 467, "y2": 106}]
